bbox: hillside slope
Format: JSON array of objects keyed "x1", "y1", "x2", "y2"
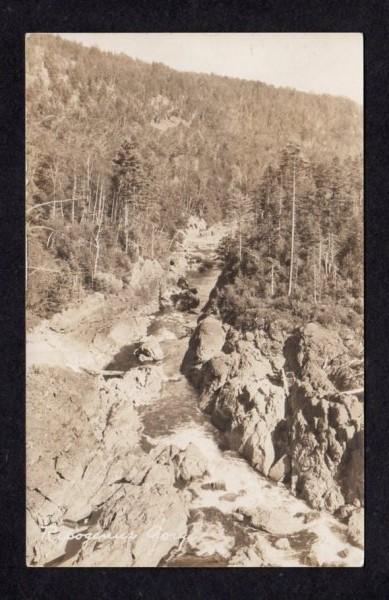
[{"x1": 26, "y1": 34, "x2": 362, "y2": 320}]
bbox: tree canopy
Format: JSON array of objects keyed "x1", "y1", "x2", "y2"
[{"x1": 26, "y1": 34, "x2": 362, "y2": 320}]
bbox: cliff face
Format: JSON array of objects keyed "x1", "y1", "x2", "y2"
[
  {"x1": 182, "y1": 314, "x2": 363, "y2": 519},
  {"x1": 27, "y1": 364, "x2": 214, "y2": 567},
  {"x1": 26, "y1": 366, "x2": 188, "y2": 567}
]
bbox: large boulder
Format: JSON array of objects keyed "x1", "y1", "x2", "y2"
[
  {"x1": 158, "y1": 261, "x2": 201, "y2": 312},
  {"x1": 194, "y1": 316, "x2": 226, "y2": 363},
  {"x1": 181, "y1": 315, "x2": 226, "y2": 381},
  {"x1": 184, "y1": 323, "x2": 287, "y2": 479},
  {"x1": 240, "y1": 413, "x2": 276, "y2": 476},
  {"x1": 342, "y1": 430, "x2": 364, "y2": 504},
  {"x1": 199, "y1": 352, "x2": 238, "y2": 412},
  {"x1": 135, "y1": 336, "x2": 164, "y2": 362},
  {"x1": 101, "y1": 365, "x2": 164, "y2": 407},
  {"x1": 300, "y1": 322, "x2": 346, "y2": 361},
  {"x1": 238, "y1": 507, "x2": 305, "y2": 536},
  {"x1": 173, "y1": 443, "x2": 209, "y2": 483},
  {"x1": 204, "y1": 339, "x2": 286, "y2": 478},
  {"x1": 171, "y1": 288, "x2": 200, "y2": 312},
  {"x1": 149, "y1": 443, "x2": 208, "y2": 485}
]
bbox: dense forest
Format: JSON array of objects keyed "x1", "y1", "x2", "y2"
[
  {"x1": 214, "y1": 140, "x2": 363, "y2": 331},
  {"x1": 26, "y1": 34, "x2": 363, "y2": 321}
]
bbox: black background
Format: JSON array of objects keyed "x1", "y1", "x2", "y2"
[{"x1": 0, "y1": 1, "x2": 388, "y2": 598}]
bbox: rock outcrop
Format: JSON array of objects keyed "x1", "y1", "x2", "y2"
[
  {"x1": 69, "y1": 444, "x2": 208, "y2": 567},
  {"x1": 228, "y1": 533, "x2": 275, "y2": 567},
  {"x1": 159, "y1": 264, "x2": 200, "y2": 312},
  {"x1": 26, "y1": 365, "x2": 209, "y2": 567},
  {"x1": 101, "y1": 365, "x2": 165, "y2": 406},
  {"x1": 237, "y1": 506, "x2": 306, "y2": 535},
  {"x1": 127, "y1": 257, "x2": 164, "y2": 291},
  {"x1": 183, "y1": 315, "x2": 364, "y2": 516},
  {"x1": 134, "y1": 336, "x2": 164, "y2": 363},
  {"x1": 181, "y1": 314, "x2": 227, "y2": 385},
  {"x1": 171, "y1": 277, "x2": 200, "y2": 312}
]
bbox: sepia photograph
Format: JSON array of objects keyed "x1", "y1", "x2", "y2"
[{"x1": 26, "y1": 32, "x2": 363, "y2": 567}]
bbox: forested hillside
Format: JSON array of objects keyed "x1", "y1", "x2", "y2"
[
  {"x1": 213, "y1": 140, "x2": 363, "y2": 333},
  {"x1": 26, "y1": 34, "x2": 362, "y2": 320}
]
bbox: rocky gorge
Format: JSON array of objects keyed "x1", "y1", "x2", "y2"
[
  {"x1": 27, "y1": 219, "x2": 364, "y2": 568},
  {"x1": 26, "y1": 218, "x2": 223, "y2": 567},
  {"x1": 182, "y1": 285, "x2": 364, "y2": 553}
]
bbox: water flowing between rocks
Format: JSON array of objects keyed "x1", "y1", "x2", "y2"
[{"x1": 133, "y1": 246, "x2": 363, "y2": 568}]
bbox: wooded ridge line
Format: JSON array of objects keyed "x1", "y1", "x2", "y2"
[{"x1": 26, "y1": 34, "x2": 362, "y2": 325}]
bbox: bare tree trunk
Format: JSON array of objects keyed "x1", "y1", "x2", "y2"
[
  {"x1": 124, "y1": 203, "x2": 129, "y2": 254},
  {"x1": 52, "y1": 182, "x2": 56, "y2": 219},
  {"x1": 318, "y1": 237, "x2": 322, "y2": 299},
  {"x1": 288, "y1": 159, "x2": 296, "y2": 297},
  {"x1": 92, "y1": 175, "x2": 100, "y2": 224},
  {"x1": 313, "y1": 260, "x2": 317, "y2": 304},
  {"x1": 329, "y1": 232, "x2": 336, "y2": 274},
  {"x1": 324, "y1": 235, "x2": 329, "y2": 276},
  {"x1": 93, "y1": 234, "x2": 100, "y2": 280},
  {"x1": 97, "y1": 180, "x2": 103, "y2": 224},
  {"x1": 238, "y1": 218, "x2": 242, "y2": 263},
  {"x1": 51, "y1": 168, "x2": 57, "y2": 220},
  {"x1": 151, "y1": 224, "x2": 155, "y2": 260},
  {"x1": 86, "y1": 156, "x2": 92, "y2": 216},
  {"x1": 278, "y1": 178, "x2": 282, "y2": 240},
  {"x1": 71, "y1": 169, "x2": 77, "y2": 224},
  {"x1": 111, "y1": 192, "x2": 116, "y2": 224},
  {"x1": 58, "y1": 168, "x2": 64, "y2": 220},
  {"x1": 271, "y1": 264, "x2": 275, "y2": 296},
  {"x1": 93, "y1": 191, "x2": 105, "y2": 279}
]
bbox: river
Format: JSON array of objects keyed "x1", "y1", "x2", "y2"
[{"x1": 136, "y1": 238, "x2": 363, "y2": 567}]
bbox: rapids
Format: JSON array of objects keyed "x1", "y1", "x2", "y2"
[{"x1": 137, "y1": 244, "x2": 363, "y2": 568}]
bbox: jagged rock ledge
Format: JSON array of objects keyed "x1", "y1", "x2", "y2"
[
  {"x1": 27, "y1": 364, "x2": 209, "y2": 567},
  {"x1": 181, "y1": 312, "x2": 364, "y2": 539}
]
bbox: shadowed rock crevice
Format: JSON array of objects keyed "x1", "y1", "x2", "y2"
[{"x1": 104, "y1": 342, "x2": 141, "y2": 371}]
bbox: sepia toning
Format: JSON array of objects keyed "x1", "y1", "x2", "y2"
[{"x1": 26, "y1": 33, "x2": 363, "y2": 567}]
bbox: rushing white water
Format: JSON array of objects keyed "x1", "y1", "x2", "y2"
[{"x1": 138, "y1": 249, "x2": 363, "y2": 568}]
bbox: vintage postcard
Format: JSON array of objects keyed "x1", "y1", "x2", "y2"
[{"x1": 26, "y1": 33, "x2": 363, "y2": 567}]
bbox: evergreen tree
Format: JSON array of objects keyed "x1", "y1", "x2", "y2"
[
  {"x1": 226, "y1": 185, "x2": 254, "y2": 263},
  {"x1": 111, "y1": 138, "x2": 146, "y2": 255}
]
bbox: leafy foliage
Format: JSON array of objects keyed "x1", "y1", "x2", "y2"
[{"x1": 26, "y1": 34, "x2": 362, "y2": 320}]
